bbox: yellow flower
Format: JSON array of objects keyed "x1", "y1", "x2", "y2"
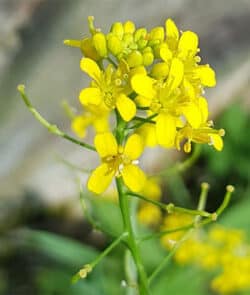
[
  {"x1": 88, "y1": 132, "x2": 146, "y2": 194},
  {"x1": 79, "y1": 58, "x2": 138, "y2": 122},
  {"x1": 161, "y1": 19, "x2": 216, "y2": 98},
  {"x1": 175, "y1": 97, "x2": 225, "y2": 152},
  {"x1": 132, "y1": 58, "x2": 205, "y2": 147},
  {"x1": 71, "y1": 104, "x2": 110, "y2": 138}
]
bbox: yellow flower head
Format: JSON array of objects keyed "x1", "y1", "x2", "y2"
[
  {"x1": 79, "y1": 58, "x2": 138, "y2": 122},
  {"x1": 175, "y1": 97, "x2": 225, "y2": 152},
  {"x1": 88, "y1": 132, "x2": 146, "y2": 194}
]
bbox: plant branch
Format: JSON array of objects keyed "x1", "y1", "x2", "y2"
[{"x1": 17, "y1": 84, "x2": 96, "y2": 152}]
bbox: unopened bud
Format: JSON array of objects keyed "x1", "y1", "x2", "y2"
[
  {"x1": 127, "y1": 50, "x2": 143, "y2": 67},
  {"x1": 93, "y1": 32, "x2": 107, "y2": 57}
]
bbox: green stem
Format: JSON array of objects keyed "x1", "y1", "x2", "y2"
[
  {"x1": 148, "y1": 182, "x2": 210, "y2": 285},
  {"x1": 128, "y1": 192, "x2": 166, "y2": 210},
  {"x1": 72, "y1": 233, "x2": 125, "y2": 283},
  {"x1": 107, "y1": 56, "x2": 118, "y2": 68},
  {"x1": 17, "y1": 84, "x2": 96, "y2": 152},
  {"x1": 116, "y1": 178, "x2": 150, "y2": 295},
  {"x1": 128, "y1": 114, "x2": 157, "y2": 130},
  {"x1": 129, "y1": 192, "x2": 214, "y2": 219},
  {"x1": 216, "y1": 185, "x2": 234, "y2": 216},
  {"x1": 133, "y1": 116, "x2": 156, "y2": 124}
]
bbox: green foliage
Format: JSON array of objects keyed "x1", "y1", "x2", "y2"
[{"x1": 203, "y1": 103, "x2": 250, "y2": 182}]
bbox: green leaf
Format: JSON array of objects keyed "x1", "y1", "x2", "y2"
[
  {"x1": 151, "y1": 265, "x2": 207, "y2": 295},
  {"x1": 19, "y1": 229, "x2": 98, "y2": 267},
  {"x1": 219, "y1": 189, "x2": 250, "y2": 233},
  {"x1": 90, "y1": 197, "x2": 123, "y2": 236}
]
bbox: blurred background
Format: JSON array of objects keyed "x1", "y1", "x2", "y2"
[{"x1": 0, "y1": 0, "x2": 250, "y2": 294}]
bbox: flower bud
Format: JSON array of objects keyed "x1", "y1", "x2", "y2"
[
  {"x1": 134, "y1": 28, "x2": 147, "y2": 42},
  {"x1": 149, "y1": 26, "x2": 164, "y2": 41},
  {"x1": 107, "y1": 34, "x2": 123, "y2": 56},
  {"x1": 143, "y1": 52, "x2": 154, "y2": 66},
  {"x1": 126, "y1": 50, "x2": 143, "y2": 67},
  {"x1": 111, "y1": 22, "x2": 124, "y2": 39},
  {"x1": 123, "y1": 33, "x2": 134, "y2": 47},
  {"x1": 123, "y1": 20, "x2": 136, "y2": 34},
  {"x1": 151, "y1": 62, "x2": 169, "y2": 79},
  {"x1": 93, "y1": 32, "x2": 107, "y2": 57},
  {"x1": 80, "y1": 37, "x2": 100, "y2": 60}
]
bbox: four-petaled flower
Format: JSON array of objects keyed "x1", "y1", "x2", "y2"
[
  {"x1": 79, "y1": 58, "x2": 137, "y2": 122},
  {"x1": 88, "y1": 132, "x2": 146, "y2": 194}
]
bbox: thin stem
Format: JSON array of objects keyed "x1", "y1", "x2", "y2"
[
  {"x1": 129, "y1": 192, "x2": 214, "y2": 219},
  {"x1": 17, "y1": 84, "x2": 96, "y2": 152},
  {"x1": 138, "y1": 223, "x2": 194, "y2": 242},
  {"x1": 166, "y1": 203, "x2": 213, "y2": 219},
  {"x1": 128, "y1": 192, "x2": 166, "y2": 210},
  {"x1": 216, "y1": 185, "x2": 234, "y2": 216},
  {"x1": 148, "y1": 182, "x2": 210, "y2": 285},
  {"x1": 79, "y1": 183, "x2": 114, "y2": 237},
  {"x1": 72, "y1": 233, "x2": 125, "y2": 283},
  {"x1": 177, "y1": 144, "x2": 202, "y2": 173},
  {"x1": 137, "y1": 106, "x2": 150, "y2": 110},
  {"x1": 133, "y1": 116, "x2": 156, "y2": 124},
  {"x1": 127, "y1": 114, "x2": 157, "y2": 130},
  {"x1": 116, "y1": 178, "x2": 150, "y2": 295},
  {"x1": 107, "y1": 56, "x2": 118, "y2": 68}
]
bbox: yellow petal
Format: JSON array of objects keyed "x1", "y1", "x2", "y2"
[
  {"x1": 195, "y1": 66, "x2": 216, "y2": 87},
  {"x1": 181, "y1": 103, "x2": 202, "y2": 128},
  {"x1": 87, "y1": 163, "x2": 114, "y2": 194},
  {"x1": 165, "y1": 19, "x2": 179, "y2": 41},
  {"x1": 94, "y1": 132, "x2": 118, "y2": 157},
  {"x1": 122, "y1": 164, "x2": 146, "y2": 192},
  {"x1": 135, "y1": 95, "x2": 151, "y2": 107},
  {"x1": 80, "y1": 58, "x2": 101, "y2": 81},
  {"x1": 210, "y1": 134, "x2": 223, "y2": 151},
  {"x1": 159, "y1": 45, "x2": 173, "y2": 62},
  {"x1": 166, "y1": 58, "x2": 184, "y2": 93},
  {"x1": 79, "y1": 87, "x2": 102, "y2": 105},
  {"x1": 178, "y1": 31, "x2": 198, "y2": 58},
  {"x1": 116, "y1": 94, "x2": 136, "y2": 122},
  {"x1": 131, "y1": 74, "x2": 156, "y2": 99},
  {"x1": 93, "y1": 115, "x2": 110, "y2": 133},
  {"x1": 156, "y1": 113, "x2": 176, "y2": 147},
  {"x1": 182, "y1": 78, "x2": 195, "y2": 99},
  {"x1": 198, "y1": 97, "x2": 209, "y2": 122},
  {"x1": 138, "y1": 124, "x2": 157, "y2": 147},
  {"x1": 71, "y1": 115, "x2": 92, "y2": 138},
  {"x1": 124, "y1": 134, "x2": 144, "y2": 160}
]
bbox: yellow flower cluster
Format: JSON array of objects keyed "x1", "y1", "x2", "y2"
[
  {"x1": 65, "y1": 16, "x2": 224, "y2": 194},
  {"x1": 161, "y1": 214, "x2": 250, "y2": 294}
]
